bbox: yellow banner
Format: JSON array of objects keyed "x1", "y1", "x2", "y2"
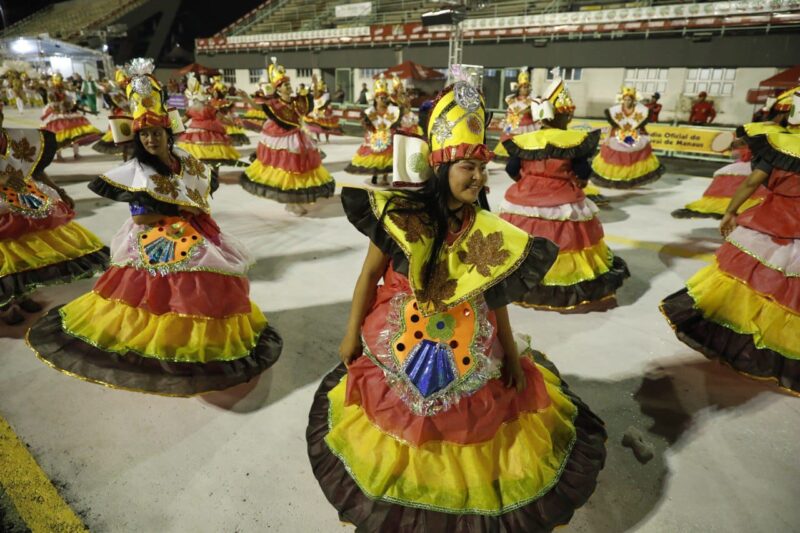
[{"x1": 568, "y1": 119, "x2": 734, "y2": 155}]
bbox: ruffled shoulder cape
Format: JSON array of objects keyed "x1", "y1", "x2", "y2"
[
  {"x1": 737, "y1": 122, "x2": 800, "y2": 173},
  {"x1": 341, "y1": 187, "x2": 558, "y2": 315},
  {"x1": 89, "y1": 148, "x2": 218, "y2": 214},
  {"x1": 502, "y1": 128, "x2": 600, "y2": 160},
  {"x1": 1, "y1": 128, "x2": 57, "y2": 179}
]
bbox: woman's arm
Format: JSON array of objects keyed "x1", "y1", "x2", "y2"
[
  {"x1": 339, "y1": 242, "x2": 389, "y2": 365},
  {"x1": 720, "y1": 167, "x2": 769, "y2": 237},
  {"x1": 493, "y1": 305, "x2": 526, "y2": 393},
  {"x1": 33, "y1": 172, "x2": 74, "y2": 208}
]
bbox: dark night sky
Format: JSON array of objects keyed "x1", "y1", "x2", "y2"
[{"x1": 3, "y1": 0, "x2": 264, "y2": 43}]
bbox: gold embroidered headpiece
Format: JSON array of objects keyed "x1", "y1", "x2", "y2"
[
  {"x1": 517, "y1": 68, "x2": 530, "y2": 87},
  {"x1": 543, "y1": 68, "x2": 575, "y2": 114},
  {"x1": 620, "y1": 86, "x2": 638, "y2": 101},
  {"x1": 268, "y1": 57, "x2": 289, "y2": 88},
  {"x1": 426, "y1": 64, "x2": 492, "y2": 166},
  {"x1": 374, "y1": 74, "x2": 389, "y2": 97},
  {"x1": 774, "y1": 85, "x2": 798, "y2": 113}
]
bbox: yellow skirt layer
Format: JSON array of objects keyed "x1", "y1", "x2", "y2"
[
  {"x1": 226, "y1": 125, "x2": 248, "y2": 136},
  {"x1": 60, "y1": 291, "x2": 268, "y2": 362},
  {"x1": 543, "y1": 241, "x2": 613, "y2": 286},
  {"x1": 55, "y1": 124, "x2": 101, "y2": 145},
  {"x1": 351, "y1": 151, "x2": 393, "y2": 170},
  {"x1": 687, "y1": 262, "x2": 800, "y2": 359},
  {"x1": 243, "y1": 109, "x2": 267, "y2": 120},
  {"x1": 176, "y1": 142, "x2": 241, "y2": 162},
  {"x1": 583, "y1": 183, "x2": 603, "y2": 197},
  {"x1": 0, "y1": 222, "x2": 105, "y2": 276},
  {"x1": 244, "y1": 159, "x2": 333, "y2": 189},
  {"x1": 100, "y1": 129, "x2": 114, "y2": 143},
  {"x1": 591, "y1": 153, "x2": 661, "y2": 182},
  {"x1": 325, "y1": 362, "x2": 577, "y2": 514},
  {"x1": 683, "y1": 196, "x2": 763, "y2": 216}
]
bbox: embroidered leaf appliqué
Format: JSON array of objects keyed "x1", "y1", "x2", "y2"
[
  {"x1": 418, "y1": 260, "x2": 457, "y2": 313},
  {"x1": 388, "y1": 210, "x2": 434, "y2": 244},
  {"x1": 457, "y1": 230, "x2": 511, "y2": 277},
  {"x1": 10, "y1": 138, "x2": 36, "y2": 162},
  {"x1": 150, "y1": 174, "x2": 180, "y2": 199}
]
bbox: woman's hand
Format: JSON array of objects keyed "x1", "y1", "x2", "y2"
[
  {"x1": 720, "y1": 212, "x2": 737, "y2": 238},
  {"x1": 338, "y1": 332, "x2": 362, "y2": 366},
  {"x1": 502, "y1": 355, "x2": 526, "y2": 393}
]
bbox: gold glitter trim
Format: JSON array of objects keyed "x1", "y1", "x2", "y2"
[
  {"x1": 725, "y1": 238, "x2": 800, "y2": 278},
  {"x1": 515, "y1": 294, "x2": 617, "y2": 312}
]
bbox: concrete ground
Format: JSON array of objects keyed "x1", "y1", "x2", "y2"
[{"x1": 1, "y1": 108, "x2": 798, "y2": 533}]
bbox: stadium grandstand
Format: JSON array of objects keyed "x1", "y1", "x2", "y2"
[{"x1": 194, "y1": 0, "x2": 800, "y2": 125}]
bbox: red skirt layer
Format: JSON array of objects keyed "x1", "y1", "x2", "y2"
[
  {"x1": 704, "y1": 174, "x2": 767, "y2": 199},
  {"x1": 256, "y1": 142, "x2": 321, "y2": 173},
  {"x1": 737, "y1": 194, "x2": 800, "y2": 239},
  {"x1": 599, "y1": 141, "x2": 653, "y2": 165},
  {"x1": 504, "y1": 175, "x2": 585, "y2": 207},
  {"x1": 356, "y1": 144, "x2": 392, "y2": 157},
  {"x1": 716, "y1": 243, "x2": 800, "y2": 313},
  {"x1": 186, "y1": 118, "x2": 226, "y2": 134},
  {"x1": 92, "y1": 266, "x2": 252, "y2": 318},
  {"x1": 0, "y1": 203, "x2": 74, "y2": 240},
  {"x1": 500, "y1": 213, "x2": 604, "y2": 252},
  {"x1": 179, "y1": 129, "x2": 231, "y2": 145},
  {"x1": 345, "y1": 355, "x2": 551, "y2": 446}
]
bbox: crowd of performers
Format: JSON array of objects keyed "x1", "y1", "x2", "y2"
[{"x1": 1, "y1": 52, "x2": 798, "y2": 532}]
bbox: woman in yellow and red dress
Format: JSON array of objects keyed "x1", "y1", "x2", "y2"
[
  {"x1": 390, "y1": 74, "x2": 423, "y2": 137},
  {"x1": 242, "y1": 86, "x2": 269, "y2": 132},
  {"x1": 240, "y1": 60, "x2": 334, "y2": 216},
  {"x1": 40, "y1": 74, "x2": 102, "y2": 161},
  {"x1": 499, "y1": 76, "x2": 629, "y2": 312},
  {"x1": 661, "y1": 87, "x2": 800, "y2": 394},
  {"x1": 308, "y1": 65, "x2": 606, "y2": 531},
  {"x1": 671, "y1": 90, "x2": 795, "y2": 219},
  {"x1": 27, "y1": 59, "x2": 282, "y2": 396},
  {"x1": 176, "y1": 74, "x2": 242, "y2": 166},
  {"x1": 591, "y1": 86, "x2": 664, "y2": 188},
  {"x1": 345, "y1": 76, "x2": 401, "y2": 186},
  {"x1": 209, "y1": 76, "x2": 249, "y2": 147},
  {"x1": 1, "y1": 103, "x2": 108, "y2": 325},
  {"x1": 304, "y1": 80, "x2": 343, "y2": 143},
  {"x1": 492, "y1": 68, "x2": 537, "y2": 162}
]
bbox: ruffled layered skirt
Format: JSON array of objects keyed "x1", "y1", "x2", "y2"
[
  {"x1": 305, "y1": 110, "x2": 343, "y2": 135},
  {"x1": 177, "y1": 122, "x2": 242, "y2": 166},
  {"x1": 591, "y1": 136, "x2": 664, "y2": 188},
  {"x1": 500, "y1": 177, "x2": 629, "y2": 311},
  {"x1": 661, "y1": 191, "x2": 800, "y2": 393},
  {"x1": 242, "y1": 107, "x2": 267, "y2": 132},
  {"x1": 345, "y1": 130, "x2": 393, "y2": 175},
  {"x1": 672, "y1": 160, "x2": 765, "y2": 219},
  {"x1": 42, "y1": 113, "x2": 102, "y2": 149},
  {"x1": 1, "y1": 182, "x2": 108, "y2": 306},
  {"x1": 307, "y1": 270, "x2": 606, "y2": 531},
  {"x1": 240, "y1": 120, "x2": 335, "y2": 203},
  {"x1": 27, "y1": 216, "x2": 282, "y2": 395}
]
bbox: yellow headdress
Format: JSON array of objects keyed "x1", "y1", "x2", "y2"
[
  {"x1": 110, "y1": 58, "x2": 183, "y2": 143},
  {"x1": 51, "y1": 73, "x2": 63, "y2": 86},
  {"x1": 620, "y1": 86, "x2": 638, "y2": 101},
  {"x1": 374, "y1": 74, "x2": 389, "y2": 98},
  {"x1": 543, "y1": 68, "x2": 575, "y2": 114},
  {"x1": 314, "y1": 78, "x2": 327, "y2": 93},
  {"x1": 267, "y1": 57, "x2": 288, "y2": 88},
  {"x1": 391, "y1": 74, "x2": 404, "y2": 94},
  {"x1": 773, "y1": 85, "x2": 798, "y2": 113},
  {"x1": 114, "y1": 67, "x2": 128, "y2": 89},
  {"x1": 787, "y1": 88, "x2": 799, "y2": 129},
  {"x1": 427, "y1": 64, "x2": 491, "y2": 166},
  {"x1": 517, "y1": 67, "x2": 530, "y2": 87}
]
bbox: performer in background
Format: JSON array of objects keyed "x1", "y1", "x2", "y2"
[
  {"x1": 492, "y1": 67, "x2": 536, "y2": 161},
  {"x1": 304, "y1": 78, "x2": 343, "y2": 143},
  {"x1": 27, "y1": 58, "x2": 282, "y2": 395},
  {"x1": 646, "y1": 92, "x2": 662, "y2": 123},
  {"x1": 689, "y1": 91, "x2": 716, "y2": 125},
  {"x1": 590, "y1": 86, "x2": 665, "y2": 188},
  {"x1": 40, "y1": 73, "x2": 102, "y2": 161}
]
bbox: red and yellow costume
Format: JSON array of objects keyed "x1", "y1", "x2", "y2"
[
  {"x1": 661, "y1": 91, "x2": 800, "y2": 394},
  {"x1": 308, "y1": 66, "x2": 606, "y2": 530},
  {"x1": 345, "y1": 76, "x2": 401, "y2": 177},
  {"x1": 591, "y1": 86, "x2": 665, "y2": 188},
  {"x1": 241, "y1": 88, "x2": 269, "y2": 132},
  {"x1": 1, "y1": 125, "x2": 108, "y2": 307},
  {"x1": 210, "y1": 76, "x2": 249, "y2": 146},
  {"x1": 390, "y1": 74, "x2": 423, "y2": 137},
  {"x1": 240, "y1": 58, "x2": 334, "y2": 203},
  {"x1": 92, "y1": 74, "x2": 129, "y2": 156},
  {"x1": 493, "y1": 68, "x2": 537, "y2": 160},
  {"x1": 27, "y1": 59, "x2": 282, "y2": 395},
  {"x1": 40, "y1": 74, "x2": 102, "y2": 149},
  {"x1": 304, "y1": 81, "x2": 343, "y2": 136},
  {"x1": 499, "y1": 78, "x2": 629, "y2": 311},
  {"x1": 177, "y1": 74, "x2": 241, "y2": 166}
]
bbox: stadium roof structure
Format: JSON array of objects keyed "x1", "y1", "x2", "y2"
[{"x1": 0, "y1": 35, "x2": 107, "y2": 61}]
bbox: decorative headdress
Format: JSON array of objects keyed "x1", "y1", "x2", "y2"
[
  {"x1": 314, "y1": 78, "x2": 327, "y2": 93},
  {"x1": 620, "y1": 86, "x2": 638, "y2": 101},
  {"x1": 373, "y1": 74, "x2": 389, "y2": 98},
  {"x1": 787, "y1": 89, "x2": 799, "y2": 129},
  {"x1": 51, "y1": 73, "x2": 63, "y2": 86},
  {"x1": 110, "y1": 58, "x2": 183, "y2": 143},
  {"x1": 542, "y1": 68, "x2": 575, "y2": 115},
  {"x1": 391, "y1": 74, "x2": 403, "y2": 95},
  {"x1": 267, "y1": 57, "x2": 289, "y2": 88},
  {"x1": 517, "y1": 67, "x2": 530, "y2": 87}
]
